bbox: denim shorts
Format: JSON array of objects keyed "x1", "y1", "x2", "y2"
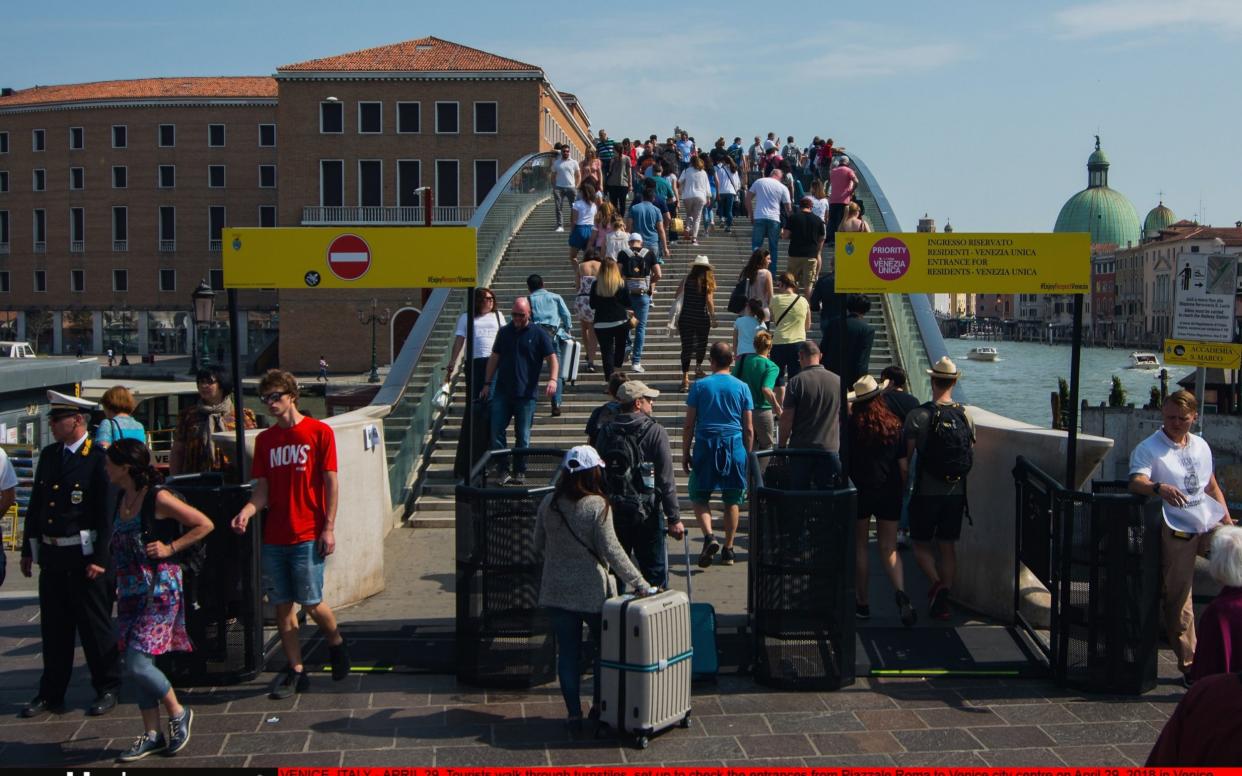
[
  {"x1": 568, "y1": 225, "x2": 593, "y2": 249},
  {"x1": 262, "y1": 540, "x2": 325, "y2": 605}
]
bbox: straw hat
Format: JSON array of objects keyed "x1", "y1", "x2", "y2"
[
  {"x1": 926, "y1": 356, "x2": 961, "y2": 379},
  {"x1": 691, "y1": 255, "x2": 712, "y2": 268},
  {"x1": 847, "y1": 375, "x2": 889, "y2": 403}
]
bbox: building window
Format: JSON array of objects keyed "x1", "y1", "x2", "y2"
[
  {"x1": 70, "y1": 127, "x2": 84, "y2": 150},
  {"x1": 259, "y1": 205, "x2": 276, "y2": 227},
  {"x1": 159, "y1": 124, "x2": 175, "y2": 147},
  {"x1": 397, "y1": 160, "x2": 421, "y2": 206},
  {"x1": 70, "y1": 167, "x2": 84, "y2": 190},
  {"x1": 159, "y1": 165, "x2": 175, "y2": 188},
  {"x1": 111, "y1": 125, "x2": 127, "y2": 148},
  {"x1": 113, "y1": 206, "x2": 127, "y2": 250},
  {"x1": 358, "y1": 160, "x2": 382, "y2": 206},
  {"x1": 0, "y1": 272, "x2": 8, "y2": 293},
  {"x1": 209, "y1": 268, "x2": 224, "y2": 291},
  {"x1": 0, "y1": 210, "x2": 7, "y2": 247},
  {"x1": 32, "y1": 169, "x2": 45, "y2": 191},
  {"x1": 435, "y1": 159, "x2": 459, "y2": 207},
  {"x1": 70, "y1": 207, "x2": 84, "y2": 251},
  {"x1": 320, "y1": 160, "x2": 344, "y2": 207},
  {"x1": 114, "y1": 269, "x2": 129, "y2": 292},
  {"x1": 259, "y1": 123, "x2": 276, "y2": 147},
  {"x1": 358, "y1": 102, "x2": 382, "y2": 134},
  {"x1": 259, "y1": 164, "x2": 276, "y2": 188},
  {"x1": 159, "y1": 268, "x2": 175, "y2": 292},
  {"x1": 208, "y1": 206, "x2": 225, "y2": 249},
  {"x1": 208, "y1": 124, "x2": 225, "y2": 147},
  {"x1": 33, "y1": 209, "x2": 46, "y2": 248},
  {"x1": 112, "y1": 166, "x2": 127, "y2": 188},
  {"x1": 70, "y1": 269, "x2": 85, "y2": 292},
  {"x1": 208, "y1": 165, "x2": 226, "y2": 188},
  {"x1": 435, "y1": 102, "x2": 459, "y2": 134},
  {"x1": 0, "y1": 132, "x2": 7, "y2": 153},
  {"x1": 474, "y1": 160, "x2": 498, "y2": 206},
  {"x1": 397, "y1": 102, "x2": 420, "y2": 133},
  {"x1": 474, "y1": 102, "x2": 498, "y2": 134},
  {"x1": 159, "y1": 206, "x2": 175, "y2": 249},
  {"x1": 32, "y1": 129, "x2": 45, "y2": 152},
  {"x1": 320, "y1": 101, "x2": 344, "y2": 134},
  {"x1": 34, "y1": 270, "x2": 46, "y2": 292},
  {"x1": 0, "y1": 171, "x2": 7, "y2": 192}
]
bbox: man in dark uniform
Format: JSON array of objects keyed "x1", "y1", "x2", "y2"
[{"x1": 19, "y1": 390, "x2": 120, "y2": 717}]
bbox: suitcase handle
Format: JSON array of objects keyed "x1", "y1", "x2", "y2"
[{"x1": 683, "y1": 534, "x2": 693, "y2": 603}]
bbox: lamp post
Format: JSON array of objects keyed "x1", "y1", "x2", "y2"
[
  {"x1": 118, "y1": 305, "x2": 131, "y2": 366},
  {"x1": 357, "y1": 298, "x2": 391, "y2": 383},
  {"x1": 192, "y1": 279, "x2": 217, "y2": 372}
]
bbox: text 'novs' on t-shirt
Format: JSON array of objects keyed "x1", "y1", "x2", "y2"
[{"x1": 251, "y1": 416, "x2": 338, "y2": 546}]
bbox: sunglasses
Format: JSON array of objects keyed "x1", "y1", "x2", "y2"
[{"x1": 261, "y1": 391, "x2": 289, "y2": 404}]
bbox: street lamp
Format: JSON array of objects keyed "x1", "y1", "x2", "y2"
[
  {"x1": 118, "y1": 305, "x2": 131, "y2": 366},
  {"x1": 192, "y1": 279, "x2": 217, "y2": 371},
  {"x1": 357, "y1": 298, "x2": 391, "y2": 383}
]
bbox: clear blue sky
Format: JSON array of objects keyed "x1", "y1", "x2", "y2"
[{"x1": 4, "y1": 0, "x2": 1238, "y2": 233}]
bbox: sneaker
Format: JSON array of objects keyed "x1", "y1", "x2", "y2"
[
  {"x1": 896, "y1": 590, "x2": 917, "y2": 628},
  {"x1": 268, "y1": 667, "x2": 309, "y2": 700},
  {"x1": 630, "y1": 363, "x2": 645, "y2": 374},
  {"x1": 930, "y1": 585, "x2": 951, "y2": 621},
  {"x1": 329, "y1": 640, "x2": 351, "y2": 681},
  {"x1": 585, "y1": 361, "x2": 597, "y2": 373},
  {"x1": 118, "y1": 731, "x2": 167, "y2": 762},
  {"x1": 502, "y1": 473, "x2": 526, "y2": 487},
  {"x1": 855, "y1": 603, "x2": 871, "y2": 620},
  {"x1": 166, "y1": 707, "x2": 193, "y2": 755},
  {"x1": 896, "y1": 529, "x2": 910, "y2": 550},
  {"x1": 550, "y1": 401, "x2": 562, "y2": 417},
  {"x1": 720, "y1": 547, "x2": 735, "y2": 566},
  {"x1": 698, "y1": 538, "x2": 720, "y2": 568},
  {"x1": 555, "y1": 226, "x2": 565, "y2": 233}
]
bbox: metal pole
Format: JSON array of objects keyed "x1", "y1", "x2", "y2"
[
  {"x1": 465, "y1": 288, "x2": 476, "y2": 481},
  {"x1": 368, "y1": 303, "x2": 380, "y2": 383},
  {"x1": 836, "y1": 288, "x2": 849, "y2": 478},
  {"x1": 1194, "y1": 366, "x2": 1207, "y2": 431},
  {"x1": 229, "y1": 289, "x2": 247, "y2": 484},
  {"x1": 1065, "y1": 293, "x2": 1084, "y2": 488}
]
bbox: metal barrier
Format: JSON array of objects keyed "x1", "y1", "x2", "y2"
[
  {"x1": 749, "y1": 450, "x2": 856, "y2": 690},
  {"x1": 455, "y1": 448, "x2": 565, "y2": 687},
  {"x1": 1013, "y1": 458, "x2": 1160, "y2": 694},
  {"x1": 155, "y1": 473, "x2": 262, "y2": 687}
]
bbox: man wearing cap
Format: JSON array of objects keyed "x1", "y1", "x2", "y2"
[
  {"x1": 595, "y1": 380, "x2": 684, "y2": 588},
  {"x1": 617, "y1": 234, "x2": 661, "y2": 373},
  {"x1": 20, "y1": 390, "x2": 120, "y2": 718},
  {"x1": 901, "y1": 356, "x2": 975, "y2": 621}
]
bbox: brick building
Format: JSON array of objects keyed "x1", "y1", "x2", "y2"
[{"x1": 0, "y1": 37, "x2": 592, "y2": 371}]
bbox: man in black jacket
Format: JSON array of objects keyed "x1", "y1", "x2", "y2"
[
  {"x1": 20, "y1": 391, "x2": 120, "y2": 718},
  {"x1": 821, "y1": 294, "x2": 876, "y2": 390},
  {"x1": 595, "y1": 380, "x2": 684, "y2": 588}
]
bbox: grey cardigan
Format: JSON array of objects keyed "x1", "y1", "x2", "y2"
[{"x1": 535, "y1": 493, "x2": 647, "y2": 613}]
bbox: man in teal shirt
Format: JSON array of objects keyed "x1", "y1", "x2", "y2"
[{"x1": 525, "y1": 274, "x2": 572, "y2": 415}]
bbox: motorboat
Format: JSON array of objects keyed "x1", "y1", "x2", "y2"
[
  {"x1": 967, "y1": 346, "x2": 999, "y2": 362},
  {"x1": 1128, "y1": 351, "x2": 1160, "y2": 369}
]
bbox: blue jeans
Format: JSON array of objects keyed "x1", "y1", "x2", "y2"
[
  {"x1": 262, "y1": 540, "x2": 325, "y2": 605},
  {"x1": 643, "y1": 241, "x2": 663, "y2": 264},
  {"x1": 543, "y1": 353, "x2": 564, "y2": 405},
  {"x1": 490, "y1": 394, "x2": 536, "y2": 471},
  {"x1": 547, "y1": 607, "x2": 601, "y2": 718},
  {"x1": 630, "y1": 293, "x2": 651, "y2": 364},
  {"x1": 752, "y1": 218, "x2": 781, "y2": 273},
  {"x1": 717, "y1": 194, "x2": 735, "y2": 228},
  {"x1": 554, "y1": 186, "x2": 576, "y2": 228},
  {"x1": 123, "y1": 645, "x2": 171, "y2": 710}
]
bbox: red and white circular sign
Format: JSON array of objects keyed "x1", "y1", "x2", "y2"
[{"x1": 326, "y1": 233, "x2": 371, "y2": 281}]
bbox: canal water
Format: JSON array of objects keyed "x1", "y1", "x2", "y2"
[{"x1": 939, "y1": 339, "x2": 1193, "y2": 427}]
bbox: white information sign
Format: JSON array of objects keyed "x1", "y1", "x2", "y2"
[{"x1": 1172, "y1": 253, "x2": 1238, "y2": 343}]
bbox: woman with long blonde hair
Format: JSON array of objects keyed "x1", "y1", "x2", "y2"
[{"x1": 589, "y1": 257, "x2": 633, "y2": 381}]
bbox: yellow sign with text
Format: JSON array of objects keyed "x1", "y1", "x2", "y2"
[
  {"x1": 222, "y1": 227, "x2": 477, "y2": 289},
  {"x1": 834, "y1": 232, "x2": 1091, "y2": 294},
  {"x1": 1164, "y1": 339, "x2": 1242, "y2": 370}
]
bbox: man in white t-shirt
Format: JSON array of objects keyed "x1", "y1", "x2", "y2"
[
  {"x1": 746, "y1": 168, "x2": 792, "y2": 273},
  {"x1": 551, "y1": 146, "x2": 580, "y2": 233},
  {"x1": 1129, "y1": 390, "x2": 1233, "y2": 680},
  {"x1": 0, "y1": 447, "x2": 15, "y2": 586}
]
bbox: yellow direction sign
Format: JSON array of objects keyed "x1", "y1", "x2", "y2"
[
  {"x1": 222, "y1": 227, "x2": 478, "y2": 289},
  {"x1": 1164, "y1": 339, "x2": 1242, "y2": 370},
  {"x1": 834, "y1": 233, "x2": 1090, "y2": 293}
]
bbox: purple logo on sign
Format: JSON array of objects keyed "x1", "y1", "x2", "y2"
[{"x1": 869, "y1": 237, "x2": 911, "y2": 281}]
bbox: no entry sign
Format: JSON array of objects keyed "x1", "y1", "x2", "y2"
[{"x1": 327, "y1": 233, "x2": 371, "y2": 280}]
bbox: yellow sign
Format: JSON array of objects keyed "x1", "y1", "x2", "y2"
[
  {"x1": 222, "y1": 227, "x2": 478, "y2": 289},
  {"x1": 834, "y1": 232, "x2": 1091, "y2": 293},
  {"x1": 1164, "y1": 339, "x2": 1242, "y2": 369}
]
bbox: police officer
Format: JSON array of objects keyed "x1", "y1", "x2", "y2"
[{"x1": 19, "y1": 390, "x2": 120, "y2": 718}]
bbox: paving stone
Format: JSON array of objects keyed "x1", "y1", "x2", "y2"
[
  {"x1": 915, "y1": 705, "x2": 1006, "y2": 728},
  {"x1": 491, "y1": 719, "x2": 574, "y2": 747},
  {"x1": 171, "y1": 732, "x2": 228, "y2": 758},
  {"x1": 369, "y1": 691, "x2": 432, "y2": 708},
  {"x1": 223, "y1": 730, "x2": 309, "y2": 755},
  {"x1": 803, "y1": 754, "x2": 899, "y2": 766},
  {"x1": 992, "y1": 702, "x2": 1081, "y2": 725},
  {"x1": 14, "y1": 720, "x2": 85, "y2": 743},
  {"x1": 885, "y1": 690, "x2": 970, "y2": 710},
  {"x1": 427, "y1": 689, "x2": 489, "y2": 706},
  {"x1": 855, "y1": 708, "x2": 928, "y2": 731},
  {"x1": 294, "y1": 691, "x2": 374, "y2": 711},
  {"x1": 957, "y1": 686, "x2": 1054, "y2": 706},
  {"x1": 718, "y1": 692, "x2": 828, "y2": 714},
  {"x1": 225, "y1": 693, "x2": 298, "y2": 714},
  {"x1": 1064, "y1": 700, "x2": 1167, "y2": 722},
  {"x1": 723, "y1": 757, "x2": 810, "y2": 767},
  {"x1": 658, "y1": 760, "x2": 728, "y2": 767},
  {"x1": 736, "y1": 733, "x2": 816, "y2": 758},
  {"x1": 817, "y1": 691, "x2": 899, "y2": 711},
  {"x1": 305, "y1": 729, "x2": 395, "y2": 751},
  {"x1": 1041, "y1": 721, "x2": 1160, "y2": 746},
  {"x1": 545, "y1": 741, "x2": 628, "y2": 765},
  {"x1": 1115, "y1": 743, "x2": 1156, "y2": 766},
  {"x1": 688, "y1": 696, "x2": 724, "y2": 716},
  {"x1": 698, "y1": 713, "x2": 770, "y2": 736},
  {"x1": 764, "y1": 711, "x2": 864, "y2": 733},
  {"x1": 620, "y1": 735, "x2": 744, "y2": 763},
  {"x1": 0, "y1": 740, "x2": 110, "y2": 766},
  {"x1": 1055, "y1": 744, "x2": 1130, "y2": 765},
  {"x1": 340, "y1": 747, "x2": 436, "y2": 766},
  {"x1": 969, "y1": 724, "x2": 1056, "y2": 749},
  {"x1": 445, "y1": 703, "x2": 526, "y2": 725},
  {"x1": 358, "y1": 706, "x2": 447, "y2": 728},
  {"x1": 135, "y1": 754, "x2": 250, "y2": 768},
  {"x1": 249, "y1": 751, "x2": 343, "y2": 766},
  {"x1": 980, "y1": 747, "x2": 1066, "y2": 766},
  {"x1": 892, "y1": 728, "x2": 983, "y2": 752},
  {"x1": 392, "y1": 723, "x2": 490, "y2": 747},
  {"x1": 808, "y1": 730, "x2": 904, "y2": 755},
  {"x1": 485, "y1": 688, "x2": 561, "y2": 704},
  {"x1": 183, "y1": 711, "x2": 264, "y2": 734},
  {"x1": 892, "y1": 751, "x2": 989, "y2": 767},
  {"x1": 434, "y1": 744, "x2": 549, "y2": 766},
  {"x1": 522, "y1": 701, "x2": 571, "y2": 720}
]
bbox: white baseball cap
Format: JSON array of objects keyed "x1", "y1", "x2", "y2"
[
  {"x1": 628, "y1": 232, "x2": 643, "y2": 243},
  {"x1": 562, "y1": 445, "x2": 604, "y2": 472}
]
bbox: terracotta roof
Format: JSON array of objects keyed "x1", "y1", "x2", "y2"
[
  {"x1": 0, "y1": 77, "x2": 277, "y2": 108},
  {"x1": 278, "y1": 36, "x2": 541, "y2": 73}
]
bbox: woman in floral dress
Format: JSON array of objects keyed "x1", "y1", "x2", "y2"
[{"x1": 106, "y1": 438, "x2": 214, "y2": 762}]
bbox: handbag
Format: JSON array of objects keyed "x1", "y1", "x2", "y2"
[{"x1": 666, "y1": 294, "x2": 684, "y2": 331}]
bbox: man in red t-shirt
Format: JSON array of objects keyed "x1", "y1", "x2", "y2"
[{"x1": 231, "y1": 369, "x2": 349, "y2": 699}]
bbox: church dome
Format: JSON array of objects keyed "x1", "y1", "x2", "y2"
[
  {"x1": 1053, "y1": 137, "x2": 1141, "y2": 247},
  {"x1": 1143, "y1": 201, "x2": 1177, "y2": 240}
]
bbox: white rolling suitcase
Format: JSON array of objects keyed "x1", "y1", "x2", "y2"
[
  {"x1": 598, "y1": 589, "x2": 693, "y2": 748},
  {"x1": 559, "y1": 337, "x2": 581, "y2": 385}
]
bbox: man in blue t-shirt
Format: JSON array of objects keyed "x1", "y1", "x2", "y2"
[
  {"x1": 626, "y1": 188, "x2": 669, "y2": 262},
  {"x1": 682, "y1": 342, "x2": 753, "y2": 568},
  {"x1": 480, "y1": 297, "x2": 559, "y2": 484}
]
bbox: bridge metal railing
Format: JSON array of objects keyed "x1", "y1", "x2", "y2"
[{"x1": 371, "y1": 151, "x2": 557, "y2": 509}]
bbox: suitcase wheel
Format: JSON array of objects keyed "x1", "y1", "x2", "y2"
[
  {"x1": 679, "y1": 714, "x2": 692, "y2": 729},
  {"x1": 636, "y1": 735, "x2": 650, "y2": 750}
]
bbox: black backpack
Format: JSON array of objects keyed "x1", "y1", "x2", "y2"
[
  {"x1": 919, "y1": 402, "x2": 973, "y2": 481},
  {"x1": 596, "y1": 418, "x2": 656, "y2": 528},
  {"x1": 727, "y1": 277, "x2": 750, "y2": 314}
]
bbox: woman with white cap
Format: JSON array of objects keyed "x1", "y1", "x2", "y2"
[{"x1": 535, "y1": 446, "x2": 653, "y2": 733}]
